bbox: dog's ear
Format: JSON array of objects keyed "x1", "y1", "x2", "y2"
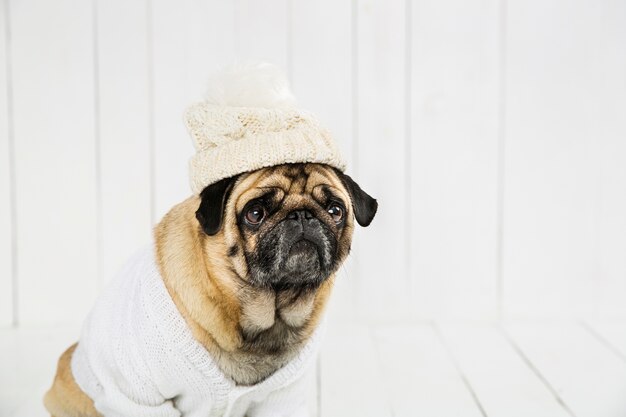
[
  {"x1": 196, "y1": 176, "x2": 238, "y2": 235},
  {"x1": 335, "y1": 170, "x2": 378, "y2": 227}
]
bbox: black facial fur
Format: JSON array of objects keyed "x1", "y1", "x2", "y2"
[
  {"x1": 196, "y1": 176, "x2": 238, "y2": 235},
  {"x1": 334, "y1": 169, "x2": 378, "y2": 227},
  {"x1": 246, "y1": 212, "x2": 338, "y2": 290},
  {"x1": 227, "y1": 245, "x2": 238, "y2": 257}
]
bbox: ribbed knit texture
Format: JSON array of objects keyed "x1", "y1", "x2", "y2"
[
  {"x1": 185, "y1": 103, "x2": 346, "y2": 194},
  {"x1": 71, "y1": 246, "x2": 321, "y2": 417}
]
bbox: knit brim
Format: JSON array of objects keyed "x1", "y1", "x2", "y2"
[
  {"x1": 189, "y1": 129, "x2": 346, "y2": 194},
  {"x1": 184, "y1": 100, "x2": 347, "y2": 193}
]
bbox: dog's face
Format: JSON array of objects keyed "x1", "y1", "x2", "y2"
[{"x1": 195, "y1": 163, "x2": 377, "y2": 291}]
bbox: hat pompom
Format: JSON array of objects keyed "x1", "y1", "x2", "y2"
[{"x1": 204, "y1": 61, "x2": 297, "y2": 109}]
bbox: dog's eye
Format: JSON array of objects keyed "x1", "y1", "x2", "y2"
[
  {"x1": 245, "y1": 205, "x2": 266, "y2": 225},
  {"x1": 327, "y1": 204, "x2": 344, "y2": 223}
]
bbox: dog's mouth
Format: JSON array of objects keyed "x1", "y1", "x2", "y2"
[
  {"x1": 284, "y1": 239, "x2": 321, "y2": 270},
  {"x1": 288, "y1": 238, "x2": 318, "y2": 258}
]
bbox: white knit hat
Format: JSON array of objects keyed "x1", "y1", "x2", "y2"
[{"x1": 184, "y1": 62, "x2": 346, "y2": 194}]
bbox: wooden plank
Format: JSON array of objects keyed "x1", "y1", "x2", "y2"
[
  {"x1": 0, "y1": 325, "x2": 81, "y2": 416},
  {"x1": 233, "y1": 0, "x2": 288, "y2": 71},
  {"x1": 373, "y1": 324, "x2": 484, "y2": 417},
  {"x1": 410, "y1": 0, "x2": 500, "y2": 320},
  {"x1": 150, "y1": 0, "x2": 195, "y2": 222},
  {"x1": 290, "y1": 0, "x2": 352, "y2": 166},
  {"x1": 290, "y1": 0, "x2": 355, "y2": 323},
  {"x1": 506, "y1": 322, "x2": 626, "y2": 417},
  {"x1": 0, "y1": 0, "x2": 13, "y2": 326},
  {"x1": 354, "y1": 0, "x2": 410, "y2": 321},
  {"x1": 438, "y1": 323, "x2": 572, "y2": 417},
  {"x1": 151, "y1": 0, "x2": 235, "y2": 222},
  {"x1": 96, "y1": 0, "x2": 152, "y2": 285},
  {"x1": 502, "y1": 0, "x2": 626, "y2": 318},
  {"x1": 320, "y1": 323, "x2": 391, "y2": 417},
  {"x1": 591, "y1": 2, "x2": 626, "y2": 320},
  {"x1": 11, "y1": 0, "x2": 98, "y2": 324}
]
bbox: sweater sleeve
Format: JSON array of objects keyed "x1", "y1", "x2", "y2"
[
  {"x1": 71, "y1": 326, "x2": 182, "y2": 417},
  {"x1": 70, "y1": 249, "x2": 183, "y2": 417},
  {"x1": 245, "y1": 366, "x2": 316, "y2": 417}
]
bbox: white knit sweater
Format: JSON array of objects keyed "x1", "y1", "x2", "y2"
[{"x1": 71, "y1": 246, "x2": 321, "y2": 417}]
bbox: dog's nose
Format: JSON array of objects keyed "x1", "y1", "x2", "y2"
[{"x1": 287, "y1": 209, "x2": 314, "y2": 220}]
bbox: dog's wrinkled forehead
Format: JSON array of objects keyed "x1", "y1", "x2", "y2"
[{"x1": 231, "y1": 164, "x2": 350, "y2": 214}]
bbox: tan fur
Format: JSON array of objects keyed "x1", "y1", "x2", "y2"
[
  {"x1": 44, "y1": 163, "x2": 354, "y2": 413},
  {"x1": 240, "y1": 289, "x2": 277, "y2": 332},
  {"x1": 154, "y1": 196, "x2": 244, "y2": 352},
  {"x1": 43, "y1": 344, "x2": 100, "y2": 417},
  {"x1": 277, "y1": 289, "x2": 317, "y2": 328}
]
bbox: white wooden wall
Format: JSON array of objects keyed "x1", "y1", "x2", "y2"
[{"x1": 1, "y1": 0, "x2": 625, "y2": 327}]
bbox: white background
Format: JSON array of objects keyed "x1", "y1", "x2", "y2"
[{"x1": 1, "y1": 0, "x2": 625, "y2": 328}]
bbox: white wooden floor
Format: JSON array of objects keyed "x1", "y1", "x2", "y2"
[{"x1": 1, "y1": 321, "x2": 626, "y2": 417}]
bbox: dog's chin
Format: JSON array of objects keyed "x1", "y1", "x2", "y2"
[
  {"x1": 276, "y1": 240, "x2": 324, "y2": 288},
  {"x1": 286, "y1": 240, "x2": 320, "y2": 268}
]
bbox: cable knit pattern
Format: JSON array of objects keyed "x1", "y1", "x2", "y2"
[
  {"x1": 184, "y1": 103, "x2": 346, "y2": 194},
  {"x1": 71, "y1": 245, "x2": 321, "y2": 417}
]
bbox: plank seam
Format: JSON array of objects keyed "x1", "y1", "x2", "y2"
[
  {"x1": 350, "y1": 0, "x2": 358, "y2": 176},
  {"x1": 4, "y1": 0, "x2": 18, "y2": 326},
  {"x1": 578, "y1": 320, "x2": 626, "y2": 364},
  {"x1": 315, "y1": 354, "x2": 321, "y2": 417},
  {"x1": 92, "y1": 0, "x2": 103, "y2": 290},
  {"x1": 432, "y1": 323, "x2": 489, "y2": 417},
  {"x1": 349, "y1": 0, "x2": 359, "y2": 318},
  {"x1": 146, "y1": 0, "x2": 156, "y2": 227},
  {"x1": 498, "y1": 325, "x2": 577, "y2": 417},
  {"x1": 495, "y1": 0, "x2": 507, "y2": 320},
  {"x1": 286, "y1": 0, "x2": 293, "y2": 82},
  {"x1": 404, "y1": 0, "x2": 412, "y2": 318}
]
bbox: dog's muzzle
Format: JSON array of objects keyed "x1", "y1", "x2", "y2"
[{"x1": 249, "y1": 209, "x2": 337, "y2": 289}]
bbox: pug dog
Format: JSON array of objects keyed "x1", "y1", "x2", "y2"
[{"x1": 44, "y1": 162, "x2": 377, "y2": 417}]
